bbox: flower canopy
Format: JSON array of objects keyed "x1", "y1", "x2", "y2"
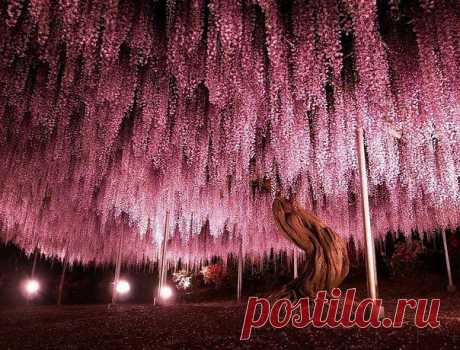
[{"x1": 0, "y1": 0, "x2": 459, "y2": 264}]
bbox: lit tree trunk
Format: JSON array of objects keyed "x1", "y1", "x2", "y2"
[{"x1": 271, "y1": 196, "x2": 349, "y2": 300}]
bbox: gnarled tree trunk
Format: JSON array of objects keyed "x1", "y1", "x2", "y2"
[{"x1": 270, "y1": 196, "x2": 349, "y2": 300}]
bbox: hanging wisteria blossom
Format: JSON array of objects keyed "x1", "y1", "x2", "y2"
[{"x1": 0, "y1": 0, "x2": 459, "y2": 266}]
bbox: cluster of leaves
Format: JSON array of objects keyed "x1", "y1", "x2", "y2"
[
  {"x1": 201, "y1": 264, "x2": 226, "y2": 288},
  {"x1": 172, "y1": 269, "x2": 192, "y2": 290},
  {"x1": 390, "y1": 240, "x2": 425, "y2": 277}
]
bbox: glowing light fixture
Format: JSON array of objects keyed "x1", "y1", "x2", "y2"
[
  {"x1": 25, "y1": 279, "x2": 40, "y2": 295},
  {"x1": 159, "y1": 285, "x2": 173, "y2": 300},
  {"x1": 115, "y1": 280, "x2": 130, "y2": 294}
]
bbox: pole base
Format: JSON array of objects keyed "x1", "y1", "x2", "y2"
[
  {"x1": 107, "y1": 302, "x2": 121, "y2": 310},
  {"x1": 447, "y1": 284, "x2": 457, "y2": 293},
  {"x1": 363, "y1": 303, "x2": 385, "y2": 320},
  {"x1": 378, "y1": 305, "x2": 385, "y2": 320}
]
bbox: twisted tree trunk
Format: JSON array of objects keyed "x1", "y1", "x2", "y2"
[{"x1": 270, "y1": 196, "x2": 349, "y2": 300}]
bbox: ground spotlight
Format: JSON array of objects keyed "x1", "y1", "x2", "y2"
[
  {"x1": 115, "y1": 280, "x2": 131, "y2": 295},
  {"x1": 159, "y1": 285, "x2": 173, "y2": 300},
  {"x1": 24, "y1": 279, "x2": 40, "y2": 295}
]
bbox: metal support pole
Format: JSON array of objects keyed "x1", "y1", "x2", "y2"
[
  {"x1": 57, "y1": 260, "x2": 67, "y2": 305},
  {"x1": 293, "y1": 249, "x2": 299, "y2": 279},
  {"x1": 112, "y1": 228, "x2": 124, "y2": 304},
  {"x1": 155, "y1": 246, "x2": 161, "y2": 303},
  {"x1": 357, "y1": 127, "x2": 379, "y2": 301},
  {"x1": 187, "y1": 214, "x2": 193, "y2": 274},
  {"x1": 157, "y1": 211, "x2": 169, "y2": 302},
  {"x1": 237, "y1": 233, "x2": 243, "y2": 302},
  {"x1": 31, "y1": 248, "x2": 38, "y2": 278},
  {"x1": 27, "y1": 247, "x2": 39, "y2": 305},
  {"x1": 441, "y1": 230, "x2": 456, "y2": 292}
]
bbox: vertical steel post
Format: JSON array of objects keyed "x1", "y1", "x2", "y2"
[
  {"x1": 157, "y1": 211, "x2": 169, "y2": 302},
  {"x1": 112, "y1": 228, "x2": 124, "y2": 304},
  {"x1": 293, "y1": 248, "x2": 299, "y2": 279},
  {"x1": 31, "y1": 248, "x2": 38, "y2": 278},
  {"x1": 57, "y1": 260, "x2": 67, "y2": 305},
  {"x1": 441, "y1": 230, "x2": 456, "y2": 292},
  {"x1": 237, "y1": 232, "x2": 243, "y2": 302},
  {"x1": 357, "y1": 127, "x2": 379, "y2": 301}
]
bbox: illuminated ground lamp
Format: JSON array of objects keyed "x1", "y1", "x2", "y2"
[
  {"x1": 159, "y1": 285, "x2": 174, "y2": 301},
  {"x1": 23, "y1": 279, "x2": 40, "y2": 298},
  {"x1": 115, "y1": 280, "x2": 131, "y2": 295}
]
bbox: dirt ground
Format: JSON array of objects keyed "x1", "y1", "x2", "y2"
[
  {"x1": 0, "y1": 273, "x2": 459, "y2": 350},
  {"x1": 1, "y1": 281, "x2": 460, "y2": 350}
]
